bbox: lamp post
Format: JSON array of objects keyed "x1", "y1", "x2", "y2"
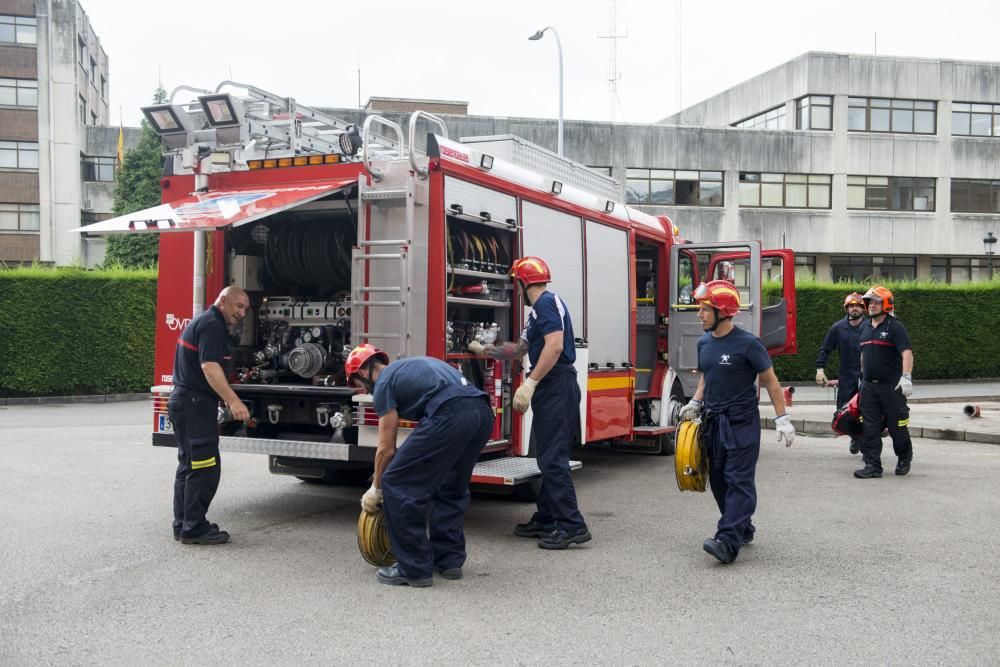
[
  {"x1": 984, "y1": 231, "x2": 997, "y2": 280},
  {"x1": 529, "y1": 26, "x2": 563, "y2": 156}
]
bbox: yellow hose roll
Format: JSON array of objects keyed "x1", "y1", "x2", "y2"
[
  {"x1": 358, "y1": 508, "x2": 396, "y2": 566},
  {"x1": 674, "y1": 420, "x2": 708, "y2": 492}
]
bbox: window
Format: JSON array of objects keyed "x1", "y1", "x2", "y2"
[
  {"x1": 0, "y1": 78, "x2": 37, "y2": 107},
  {"x1": 0, "y1": 141, "x2": 38, "y2": 169},
  {"x1": 796, "y1": 95, "x2": 833, "y2": 130},
  {"x1": 952, "y1": 102, "x2": 1000, "y2": 137},
  {"x1": 931, "y1": 257, "x2": 991, "y2": 283},
  {"x1": 733, "y1": 105, "x2": 785, "y2": 130},
  {"x1": 100, "y1": 75, "x2": 107, "y2": 99},
  {"x1": 0, "y1": 203, "x2": 40, "y2": 231},
  {"x1": 951, "y1": 179, "x2": 1000, "y2": 213},
  {"x1": 89, "y1": 57, "x2": 96, "y2": 81},
  {"x1": 847, "y1": 176, "x2": 935, "y2": 211},
  {"x1": 78, "y1": 35, "x2": 86, "y2": 64},
  {"x1": 739, "y1": 172, "x2": 831, "y2": 208},
  {"x1": 81, "y1": 155, "x2": 116, "y2": 182},
  {"x1": 90, "y1": 110, "x2": 97, "y2": 126},
  {"x1": 0, "y1": 15, "x2": 37, "y2": 45},
  {"x1": 79, "y1": 95, "x2": 86, "y2": 122},
  {"x1": 848, "y1": 97, "x2": 936, "y2": 134},
  {"x1": 794, "y1": 254, "x2": 816, "y2": 279},
  {"x1": 625, "y1": 169, "x2": 723, "y2": 207},
  {"x1": 830, "y1": 255, "x2": 916, "y2": 282}
]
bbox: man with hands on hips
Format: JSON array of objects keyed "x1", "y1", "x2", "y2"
[{"x1": 678, "y1": 280, "x2": 795, "y2": 565}]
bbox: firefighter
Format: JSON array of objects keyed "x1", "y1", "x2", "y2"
[
  {"x1": 678, "y1": 280, "x2": 795, "y2": 565},
  {"x1": 855, "y1": 286, "x2": 914, "y2": 479},
  {"x1": 815, "y1": 292, "x2": 866, "y2": 454},
  {"x1": 468, "y1": 256, "x2": 591, "y2": 550},
  {"x1": 168, "y1": 286, "x2": 250, "y2": 545},
  {"x1": 349, "y1": 345, "x2": 494, "y2": 587}
]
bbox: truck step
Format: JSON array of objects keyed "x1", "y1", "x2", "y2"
[{"x1": 470, "y1": 456, "x2": 581, "y2": 486}]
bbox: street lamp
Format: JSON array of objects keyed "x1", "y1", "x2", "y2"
[
  {"x1": 984, "y1": 231, "x2": 997, "y2": 280},
  {"x1": 529, "y1": 26, "x2": 564, "y2": 156}
]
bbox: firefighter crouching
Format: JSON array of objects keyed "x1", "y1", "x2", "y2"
[
  {"x1": 469, "y1": 256, "x2": 592, "y2": 550},
  {"x1": 349, "y1": 345, "x2": 494, "y2": 587},
  {"x1": 855, "y1": 286, "x2": 914, "y2": 479},
  {"x1": 168, "y1": 286, "x2": 251, "y2": 545},
  {"x1": 678, "y1": 281, "x2": 795, "y2": 565},
  {"x1": 815, "y1": 292, "x2": 866, "y2": 454}
]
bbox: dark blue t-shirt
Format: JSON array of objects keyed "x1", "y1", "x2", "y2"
[
  {"x1": 520, "y1": 291, "x2": 576, "y2": 370},
  {"x1": 859, "y1": 315, "x2": 912, "y2": 383},
  {"x1": 373, "y1": 356, "x2": 482, "y2": 421},
  {"x1": 172, "y1": 305, "x2": 231, "y2": 398},
  {"x1": 697, "y1": 327, "x2": 772, "y2": 411}
]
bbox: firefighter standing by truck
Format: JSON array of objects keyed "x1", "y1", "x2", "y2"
[
  {"x1": 349, "y1": 345, "x2": 494, "y2": 587},
  {"x1": 815, "y1": 292, "x2": 866, "y2": 454},
  {"x1": 678, "y1": 281, "x2": 795, "y2": 565},
  {"x1": 168, "y1": 286, "x2": 250, "y2": 545},
  {"x1": 854, "y1": 286, "x2": 914, "y2": 479},
  {"x1": 470, "y1": 256, "x2": 592, "y2": 550}
]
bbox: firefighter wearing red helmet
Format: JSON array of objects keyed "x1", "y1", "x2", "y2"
[
  {"x1": 855, "y1": 286, "x2": 915, "y2": 478},
  {"x1": 347, "y1": 344, "x2": 494, "y2": 587},
  {"x1": 468, "y1": 255, "x2": 592, "y2": 550},
  {"x1": 678, "y1": 280, "x2": 795, "y2": 565},
  {"x1": 815, "y1": 292, "x2": 867, "y2": 455}
]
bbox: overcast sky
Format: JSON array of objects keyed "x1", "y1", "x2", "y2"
[{"x1": 80, "y1": 0, "x2": 1000, "y2": 128}]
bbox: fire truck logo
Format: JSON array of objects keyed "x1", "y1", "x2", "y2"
[
  {"x1": 720, "y1": 354, "x2": 732, "y2": 365},
  {"x1": 880, "y1": 331, "x2": 889, "y2": 339},
  {"x1": 166, "y1": 313, "x2": 191, "y2": 331},
  {"x1": 175, "y1": 192, "x2": 273, "y2": 221}
]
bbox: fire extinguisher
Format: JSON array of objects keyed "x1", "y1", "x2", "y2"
[{"x1": 484, "y1": 359, "x2": 502, "y2": 441}]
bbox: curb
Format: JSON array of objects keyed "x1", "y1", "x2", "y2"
[
  {"x1": 762, "y1": 417, "x2": 1000, "y2": 446},
  {"x1": 765, "y1": 395, "x2": 1000, "y2": 407},
  {"x1": 0, "y1": 393, "x2": 149, "y2": 407}
]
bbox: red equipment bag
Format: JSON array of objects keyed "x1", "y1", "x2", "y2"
[{"x1": 831, "y1": 392, "x2": 863, "y2": 437}]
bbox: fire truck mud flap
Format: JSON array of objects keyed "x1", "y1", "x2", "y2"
[{"x1": 470, "y1": 456, "x2": 581, "y2": 486}]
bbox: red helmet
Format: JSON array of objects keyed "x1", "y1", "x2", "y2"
[
  {"x1": 843, "y1": 292, "x2": 865, "y2": 309},
  {"x1": 863, "y1": 286, "x2": 894, "y2": 313},
  {"x1": 344, "y1": 344, "x2": 389, "y2": 382},
  {"x1": 694, "y1": 280, "x2": 741, "y2": 318},
  {"x1": 510, "y1": 256, "x2": 551, "y2": 286}
]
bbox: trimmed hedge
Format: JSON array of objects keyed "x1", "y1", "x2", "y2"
[
  {"x1": 771, "y1": 279, "x2": 1000, "y2": 382},
  {"x1": 0, "y1": 266, "x2": 157, "y2": 397}
]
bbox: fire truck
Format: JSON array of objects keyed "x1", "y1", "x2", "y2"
[{"x1": 76, "y1": 82, "x2": 797, "y2": 493}]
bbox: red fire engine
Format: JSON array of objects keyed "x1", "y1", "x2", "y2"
[{"x1": 77, "y1": 83, "x2": 797, "y2": 493}]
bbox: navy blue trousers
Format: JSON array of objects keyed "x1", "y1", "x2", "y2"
[
  {"x1": 860, "y1": 380, "x2": 912, "y2": 471},
  {"x1": 168, "y1": 391, "x2": 222, "y2": 538},
  {"x1": 705, "y1": 405, "x2": 761, "y2": 553},
  {"x1": 529, "y1": 368, "x2": 587, "y2": 533},
  {"x1": 381, "y1": 396, "x2": 493, "y2": 579},
  {"x1": 836, "y1": 372, "x2": 860, "y2": 410}
]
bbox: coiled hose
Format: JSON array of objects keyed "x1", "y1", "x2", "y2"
[
  {"x1": 357, "y1": 508, "x2": 396, "y2": 566},
  {"x1": 674, "y1": 420, "x2": 708, "y2": 492}
]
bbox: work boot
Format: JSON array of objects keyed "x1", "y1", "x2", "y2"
[
  {"x1": 436, "y1": 567, "x2": 463, "y2": 580},
  {"x1": 853, "y1": 464, "x2": 883, "y2": 479},
  {"x1": 703, "y1": 538, "x2": 736, "y2": 564},
  {"x1": 895, "y1": 459, "x2": 911, "y2": 476},
  {"x1": 514, "y1": 519, "x2": 554, "y2": 538},
  {"x1": 376, "y1": 563, "x2": 432, "y2": 588},
  {"x1": 538, "y1": 527, "x2": 592, "y2": 550},
  {"x1": 742, "y1": 528, "x2": 755, "y2": 545},
  {"x1": 849, "y1": 438, "x2": 861, "y2": 455},
  {"x1": 174, "y1": 522, "x2": 218, "y2": 541},
  {"x1": 180, "y1": 527, "x2": 230, "y2": 545}
]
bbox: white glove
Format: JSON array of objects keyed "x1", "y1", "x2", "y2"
[
  {"x1": 678, "y1": 399, "x2": 702, "y2": 422},
  {"x1": 775, "y1": 414, "x2": 795, "y2": 447},
  {"x1": 815, "y1": 369, "x2": 828, "y2": 386},
  {"x1": 361, "y1": 484, "x2": 383, "y2": 514},
  {"x1": 467, "y1": 340, "x2": 485, "y2": 356},
  {"x1": 512, "y1": 377, "x2": 538, "y2": 413},
  {"x1": 895, "y1": 373, "x2": 913, "y2": 398}
]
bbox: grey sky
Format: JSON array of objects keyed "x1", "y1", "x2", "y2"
[{"x1": 80, "y1": 0, "x2": 1000, "y2": 128}]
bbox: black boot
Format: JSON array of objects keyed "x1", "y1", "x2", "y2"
[
  {"x1": 895, "y1": 459, "x2": 911, "y2": 476},
  {"x1": 853, "y1": 464, "x2": 882, "y2": 479},
  {"x1": 703, "y1": 538, "x2": 736, "y2": 564}
]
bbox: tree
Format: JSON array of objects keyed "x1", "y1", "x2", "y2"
[{"x1": 102, "y1": 86, "x2": 167, "y2": 268}]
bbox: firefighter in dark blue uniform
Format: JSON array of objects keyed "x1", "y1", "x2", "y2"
[
  {"x1": 168, "y1": 286, "x2": 250, "y2": 545},
  {"x1": 815, "y1": 292, "x2": 866, "y2": 454},
  {"x1": 348, "y1": 345, "x2": 494, "y2": 587},
  {"x1": 679, "y1": 281, "x2": 795, "y2": 565},
  {"x1": 855, "y1": 286, "x2": 914, "y2": 479},
  {"x1": 469, "y1": 256, "x2": 591, "y2": 550}
]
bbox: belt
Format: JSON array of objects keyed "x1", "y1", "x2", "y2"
[{"x1": 865, "y1": 379, "x2": 892, "y2": 384}]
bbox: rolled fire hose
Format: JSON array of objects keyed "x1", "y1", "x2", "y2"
[
  {"x1": 674, "y1": 420, "x2": 708, "y2": 492},
  {"x1": 357, "y1": 507, "x2": 396, "y2": 566}
]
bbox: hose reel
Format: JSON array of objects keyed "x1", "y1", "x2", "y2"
[
  {"x1": 357, "y1": 508, "x2": 396, "y2": 566},
  {"x1": 674, "y1": 420, "x2": 708, "y2": 492}
]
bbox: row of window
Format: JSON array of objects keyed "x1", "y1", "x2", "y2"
[
  {"x1": 0, "y1": 203, "x2": 39, "y2": 231},
  {"x1": 795, "y1": 254, "x2": 993, "y2": 284},
  {"x1": 0, "y1": 141, "x2": 37, "y2": 169},
  {"x1": 0, "y1": 15, "x2": 36, "y2": 45},
  {"x1": 81, "y1": 156, "x2": 115, "y2": 182},
  {"x1": 624, "y1": 169, "x2": 722, "y2": 206},
  {"x1": 0, "y1": 78, "x2": 37, "y2": 107}
]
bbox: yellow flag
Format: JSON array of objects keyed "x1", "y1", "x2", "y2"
[{"x1": 116, "y1": 125, "x2": 124, "y2": 165}]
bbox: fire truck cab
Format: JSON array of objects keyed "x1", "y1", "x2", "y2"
[{"x1": 76, "y1": 82, "x2": 797, "y2": 491}]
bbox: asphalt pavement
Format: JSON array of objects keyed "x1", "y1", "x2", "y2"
[{"x1": 1, "y1": 401, "x2": 999, "y2": 665}]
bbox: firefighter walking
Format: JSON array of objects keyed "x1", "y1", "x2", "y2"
[
  {"x1": 855, "y1": 286, "x2": 914, "y2": 479},
  {"x1": 815, "y1": 292, "x2": 866, "y2": 454},
  {"x1": 168, "y1": 286, "x2": 250, "y2": 545},
  {"x1": 678, "y1": 281, "x2": 795, "y2": 565},
  {"x1": 470, "y1": 256, "x2": 591, "y2": 550},
  {"x1": 348, "y1": 345, "x2": 494, "y2": 587}
]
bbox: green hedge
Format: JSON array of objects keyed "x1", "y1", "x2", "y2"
[
  {"x1": 771, "y1": 279, "x2": 1000, "y2": 382},
  {"x1": 0, "y1": 266, "x2": 157, "y2": 396}
]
